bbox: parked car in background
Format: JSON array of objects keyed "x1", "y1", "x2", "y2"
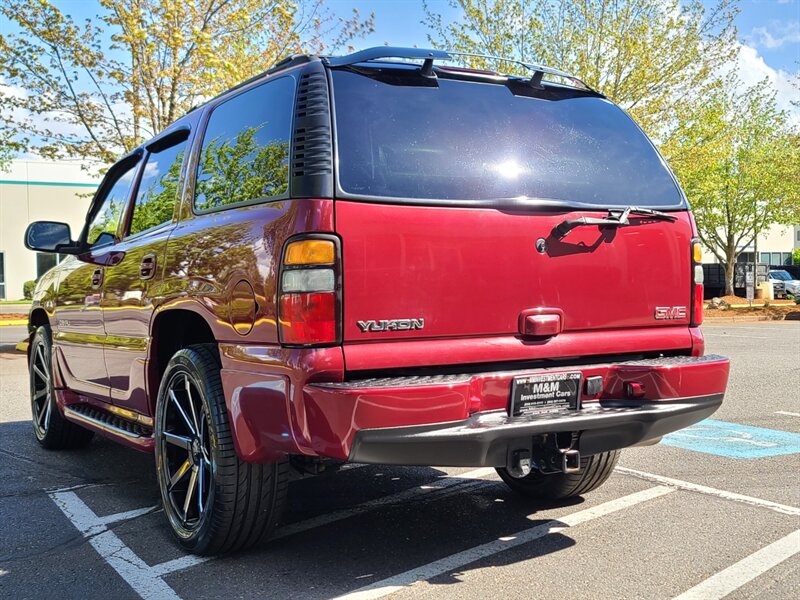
[
  {"x1": 24, "y1": 47, "x2": 730, "y2": 556},
  {"x1": 768, "y1": 270, "x2": 800, "y2": 297}
]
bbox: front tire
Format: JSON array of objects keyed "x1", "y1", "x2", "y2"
[
  {"x1": 29, "y1": 326, "x2": 94, "y2": 449},
  {"x1": 496, "y1": 450, "x2": 620, "y2": 500},
  {"x1": 154, "y1": 344, "x2": 289, "y2": 555}
]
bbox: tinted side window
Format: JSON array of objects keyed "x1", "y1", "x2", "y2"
[
  {"x1": 194, "y1": 76, "x2": 294, "y2": 212},
  {"x1": 86, "y1": 162, "x2": 138, "y2": 246},
  {"x1": 129, "y1": 140, "x2": 188, "y2": 236}
]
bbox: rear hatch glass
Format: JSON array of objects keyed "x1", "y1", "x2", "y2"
[
  {"x1": 331, "y1": 68, "x2": 691, "y2": 347},
  {"x1": 331, "y1": 68, "x2": 683, "y2": 206}
]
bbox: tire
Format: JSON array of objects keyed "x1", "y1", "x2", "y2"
[
  {"x1": 496, "y1": 450, "x2": 620, "y2": 500},
  {"x1": 29, "y1": 326, "x2": 94, "y2": 449},
  {"x1": 154, "y1": 344, "x2": 289, "y2": 555}
]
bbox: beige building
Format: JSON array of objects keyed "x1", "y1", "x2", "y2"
[
  {"x1": 0, "y1": 160, "x2": 100, "y2": 300},
  {"x1": 701, "y1": 224, "x2": 799, "y2": 267}
]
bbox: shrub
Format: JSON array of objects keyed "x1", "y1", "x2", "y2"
[
  {"x1": 794, "y1": 248, "x2": 800, "y2": 266},
  {"x1": 23, "y1": 280, "x2": 36, "y2": 300}
]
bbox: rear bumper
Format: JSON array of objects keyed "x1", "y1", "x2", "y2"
[
  {"x1": 348, "y1": 393, "x2": 723, "y2": 466},
  {"x1": 221, "y1": 349, "x2": 729, "y2": 464}
]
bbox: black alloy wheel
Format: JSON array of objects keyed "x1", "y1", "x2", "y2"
[
  {"x1": 155, "y1": 344, "x2": 289, "y2": 555},
  {"x1": 28, "y1": 325, "x2": 94, "y2": 449},
  {"x1": 158, "y1": 371, "x2": 213, "y2": 533}
]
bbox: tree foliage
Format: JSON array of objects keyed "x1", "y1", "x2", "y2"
[
  {"x1": 663, "y1": 79, "x2": 800, "y2": 294},
  {"x1": 0, "y1": 0, "x2": 373, "y2": 165},
  {"x1": 423, "y1": 0, "x2": 737, "y2": 137}
]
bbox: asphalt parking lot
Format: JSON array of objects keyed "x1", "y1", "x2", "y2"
[{"x1": 0, "y1": 321, "x2": 798, "y2": 600}]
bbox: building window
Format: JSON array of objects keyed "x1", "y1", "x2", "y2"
[
  {"x1": 796, "y1": 229, "x2": 800, "y2": 242},
  {"x1": 0, "y1": 252, "x2": 5, "y2": 300},
  {"x1": 36, "y1": 253, "x2": 65, "y2": 279},
  {"x1": 783, "y1": 253, "x2": 792, "y2": 266},
  {"x1": 759, "y1": 252, "x2": 770, "y2": 263}
]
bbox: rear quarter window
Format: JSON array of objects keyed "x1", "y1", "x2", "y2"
[{"x1": 194, "y1": 76, "x2": 295, "y2": 212}]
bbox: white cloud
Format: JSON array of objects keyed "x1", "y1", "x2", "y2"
[
  {"x1": 733, "y1": 43, "x2": 800, "y2": 123},
  {"x1": 750, "y1": 21, "x2": 800, "y2": 49}
]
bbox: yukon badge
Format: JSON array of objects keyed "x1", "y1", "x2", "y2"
[
  {"x1": 654, "y1": 306, "x2": 687, "y2": 320},
  {"x1": 357, "y1": 318, "x2": 424, "y2": 332}
]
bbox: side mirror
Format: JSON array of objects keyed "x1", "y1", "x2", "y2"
[{"x1": 24, "y1": 221, "x2": 82, "y2": 254}]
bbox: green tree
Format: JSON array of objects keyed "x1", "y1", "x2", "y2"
[
  {"x1": 422, "y1": 0, "x2": 737, "y2": 137},
  {"x1": 663, "y1": 80, "x2": 800, "y2": 295},
  {"x1": 0, "y1": 0, "x2": 373, "y2": 166},
  {"x1": 195, "y1": 127, "x2": 289, "y2": 211}
]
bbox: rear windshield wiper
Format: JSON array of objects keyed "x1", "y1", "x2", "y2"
[{"x1": 554, "y1": 206, "x2": 678, "y2": 239}]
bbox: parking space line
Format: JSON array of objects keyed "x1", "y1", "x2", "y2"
[
  {"x1": 616, "y1": 467, "x2": 800, "y2": 516},
  {"x1": 775, "y1": 411, "x2": 800, "y2": 418},
  {"x1": 332, "y1": 485, "x2": 675, "y2": 600},
  {"x1": 672, "y1": 528, "x2": 800, "y2": 600},
  {"x1": 98, "y1": 505, "x2": 159, "y2": 526},
  {"x1": 49, "y1": 490, "x2": 182, "y2": 600}
]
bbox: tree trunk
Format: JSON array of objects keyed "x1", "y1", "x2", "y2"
[{"x1": 724, "y1": 237, "x2": 737, "y2": 296}]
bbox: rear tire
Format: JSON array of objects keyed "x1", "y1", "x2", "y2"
[
  {"x1": 154, "y1": 344, "x2": 289, "y2": 555},
  {"x1": 29, "y1": 326, "x2": 94, "y2": 450},
  {"x1": 496, "y1": 450, "x2": 620, "y2": 500}
]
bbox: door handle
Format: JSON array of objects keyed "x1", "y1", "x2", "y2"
[
  {"x1": 139, "y1": 254, "x2": 157, "y2": 280},
  {"x1": 91, "y1": 268, "x2": 104, "y2": 289}
]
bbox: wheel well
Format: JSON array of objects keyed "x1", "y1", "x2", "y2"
[
  {"x1": 27, "y1": 308, "x2": 50, "y2": 359},
  {"x1": 150, "y1": 310, "x2": 218, "y2": 405}
]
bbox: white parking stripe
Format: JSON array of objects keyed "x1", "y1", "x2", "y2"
[
  {"x1": 333, "y1": 485, "x2": 675, "y2": 600},
  {"x1": 98, "y1": 505, "x2": 159, "y2": 526},
  {"x1": 616, "y1": 467, "x2": 800, "y2": 516},
  {"x1": 775, "y1": 411, "x2": 800, "y2": 418},
  {"x1": 49, "y1": 490, "x2": 182, "y2": 600},
  {"x1": 673, "y1": 529, "x2": 800, "y2": 600}
]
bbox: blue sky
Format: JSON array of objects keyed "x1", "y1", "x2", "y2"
[
  {"x1": 50, "y1": 0, "x2": 799, "y2": 71},
  {"x1": 339, "y1": 0, "x2": 799, "y2": 69},
  {"x1": 14, "y1": 0, "x2": 800, "y2": 120}
]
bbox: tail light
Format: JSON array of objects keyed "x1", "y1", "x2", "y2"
[
  {"x1": 278, "y1": 236, "x2": 340, "y2": 346},
  {"x1": 691, "y1": 239, "x2": 703, "y2": 326}
]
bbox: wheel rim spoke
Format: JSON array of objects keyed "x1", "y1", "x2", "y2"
[
  {"x1": 44, "y1": 398, "x2": 51, "y2": 428},
  {"x1": 164, "y1": 432, "x2": 192, "y2": 451},
  {"x1": 168, "y1": 389, "x2": 196, "y2": 436},
  {"x1": 182, "y1": 467, "x2": 198, "y2": 524},
  {"x1": 184, "y1": 376, "x2": 201, "y2": 435},
  {"x1": 34, "y1": 388, "x2": 47, "y2": 401},
  {"x1": 168, "y1": 458, "x2": 192, "y2": 491},
  {"x1": 33, "y1": 363, "x2": 49, "y2": 384},
  {"x1": 38, "y1": 396, "x2": 52, "y2": 427},
  {"x1": 36, "y1": 345, "x2": 47, "y2": 371},
  {"x1": 197, "y1": 462, "x2": 204, "y2": 514}
]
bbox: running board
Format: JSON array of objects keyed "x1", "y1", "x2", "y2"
[{"x1": 64, "y1": 404, "x2": 153, "y2": 439}]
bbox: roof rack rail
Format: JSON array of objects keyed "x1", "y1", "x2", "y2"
[
  {"x1": 324, "y1": 47, "x2": 450, "y2": 67},
  {"x1": 323, "y1": 46, "x2": 594, "y2": 92}
]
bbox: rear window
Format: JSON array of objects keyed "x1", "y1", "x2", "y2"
[{"x1": 332, "y1": 70, "x2": 682, "y2": 206}]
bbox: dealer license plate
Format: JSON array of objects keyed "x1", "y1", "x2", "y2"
[{"x1": 509, "y1": 371, "x2": 581, "y2": 416}]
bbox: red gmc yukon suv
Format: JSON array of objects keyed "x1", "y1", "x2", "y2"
[{"x1": 24, "y1": 47, "x2": 729, "y2": 555}]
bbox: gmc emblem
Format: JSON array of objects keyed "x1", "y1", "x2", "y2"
[{"x1": 654, "y1": 306, "x2": 687, "y2": 320}]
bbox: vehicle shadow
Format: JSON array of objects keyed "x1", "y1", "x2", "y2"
[{"x1": 1, "y1": 417, "x2": 589, "y2": 599}]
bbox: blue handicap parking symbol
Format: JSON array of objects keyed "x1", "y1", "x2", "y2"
[{"x1": 661, "y1": 418, "x2": 800, "y2": 459}]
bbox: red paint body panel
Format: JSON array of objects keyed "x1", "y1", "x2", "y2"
[
  {"x1": 336, "y1": 202, "x2": 694, "y2": 345},
  {"x1": 295, "y1": 355, "x2": 731, "y2": 461},
  {"x1": 342, "y1": 326, "x2": 693, "y2": 372}
]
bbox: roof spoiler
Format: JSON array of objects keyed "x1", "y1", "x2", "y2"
[{"x1": 321, "y1": 46, "x2": 595, "y2": 92}]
